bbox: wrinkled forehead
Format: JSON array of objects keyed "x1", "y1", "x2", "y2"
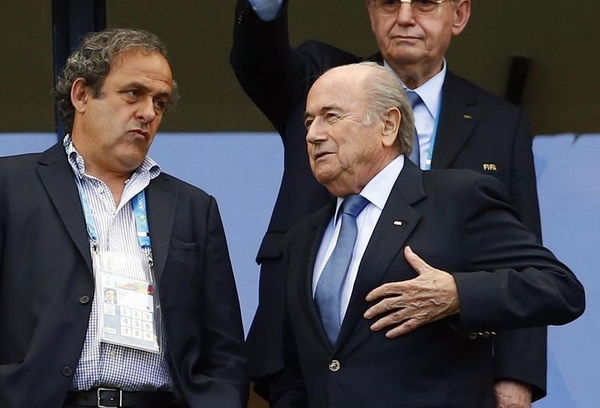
[{"x1": 108, "y1": 49, "x2": 174, "y2": 87}]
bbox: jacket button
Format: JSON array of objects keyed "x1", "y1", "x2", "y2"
[
  {"x1": 79, "y1": 295, "x2": 90, "y2": 305},
  {"x1": 61, "y1": 366, "x2": 73, "y2": 377},
  {"x1": 329, "y1": 360, "x2": 341, "y2": 372}
]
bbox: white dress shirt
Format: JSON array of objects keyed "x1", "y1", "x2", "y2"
[{"x1": 312, "y1": 156, "x2": 405, "y2": 322}]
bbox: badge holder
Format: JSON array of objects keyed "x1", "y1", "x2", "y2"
[{"x1": 93, "y1": 246, "x2": 161, "y2": 354}]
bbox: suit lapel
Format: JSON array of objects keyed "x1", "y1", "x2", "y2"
[
  {"x1": 298, "y1": 202, "x2": 338, "y2": 349},
  {"x1": 335, "y1": 161, "x2": 426, "y2": 350},
  {"x1": 145, "y1": 174, "x2": 178, "y2": 284},
  {"x1": 36, "y1": 144, "x2": 92, "y2": 273},
  {"x1": 431, "y1": 71, "x2": 479, "y2": 169}
]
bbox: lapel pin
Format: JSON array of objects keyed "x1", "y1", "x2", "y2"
[
  {"x1": 393, "y1": 220, "x2": 404, "y2": 226},
  {"x1": 483, "y1": 163, "x2": 498, "y2": 171},
  {"x1": 463, "y1": 114, "x2": 473, "y2": 120}
]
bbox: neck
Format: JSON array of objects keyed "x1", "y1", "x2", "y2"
[
  {"x1": 387, "y1": 59, "x2": 444, "y2": 89},
  {"x1": 70, "y1": 134, "x2": 134, "y2": 204},
  {"x1": 86, "y1": 165, "x2": 131, "y2": 204},
  {"x1": 326, "y1": 154, "x2": 397, "y2": 198}
]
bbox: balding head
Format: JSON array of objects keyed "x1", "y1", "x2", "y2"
[{"x1": 304, "y1": 62, "x2": 414, "y2": 197}]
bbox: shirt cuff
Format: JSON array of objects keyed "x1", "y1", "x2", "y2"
[{"x1": 248, "y1": 0, "x2": 285, "y2": 21}]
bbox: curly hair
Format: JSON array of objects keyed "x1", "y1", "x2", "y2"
[{"x1": 54, "y1": 28, "x2": 178, "y2": 133}]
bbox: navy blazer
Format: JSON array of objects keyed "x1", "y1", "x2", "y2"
[
  {"x1": 231, "y1": 0, "x2": 547, "y2": 398},
  {"x1": 0, "y1": 144, "x2": 248, "y2": 408},
  {"x1": 273, "y1": 162, "x2": 584, "y2": 408}
]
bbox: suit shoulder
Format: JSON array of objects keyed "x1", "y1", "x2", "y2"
[
  {"x1": 0, "y1": 152, "x2": 44, "y2": 179},
  {"x1": 296, "y1": 40, "x2": 362, "y2": 67},
  {"x1": 155, "y1": 172, "x2": 213, "y2": 202},
  {"x1": 0, "y1": 152, "x2": 43, "y2": 168},
  {"x1": 446, "y1": 72, "x2": 523, "y2": 116},
  {"x1": 424, "y1": 168, "x2": 508, "y2": 198}
]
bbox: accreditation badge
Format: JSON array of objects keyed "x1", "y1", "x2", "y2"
[{"x1": 93, "y1": 250, "x2": 160, "y2": 354}]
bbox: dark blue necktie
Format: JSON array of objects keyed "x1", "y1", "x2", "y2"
[
  {"x1": 407, "y1": 90, "x2": 422, "y2": 166},
  {"x1": 315, "y1": 194, "x2": 369, "y2": 345}
]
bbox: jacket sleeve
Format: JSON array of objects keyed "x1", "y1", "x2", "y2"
[
  {"x1": 230, "y1": 0, "x2": 305, "y2": 134},
  {"x1": 508, "y1": 110, "x2": 542, "y2": 240},
  {"x1": 495, "y1": 109, "x2": 547, "y2": 400},
  {"x1": 453, "y1": 176, "x2": 585, "y2": 329},
  {"x1": 184, "y1": 196, "x2": 249, "y2": 407}
]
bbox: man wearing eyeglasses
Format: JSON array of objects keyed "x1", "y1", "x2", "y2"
[{"x1": 231, "y1": 2, "x2": 543, "y2": 407}]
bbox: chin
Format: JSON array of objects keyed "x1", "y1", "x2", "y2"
[
  {"x1": 387, "y1": 48, "x2": 424, "y2": 64},
  {"x1": 314, "y1": 168, "x2": 338, "y2": 186},
  {"x1": 119, "y1": 156, "x2": 145, "y2": 172}
]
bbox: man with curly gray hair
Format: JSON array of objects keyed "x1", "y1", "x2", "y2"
[{"x1": 0, "y1": 28, "x2": 247, "y2": 408}]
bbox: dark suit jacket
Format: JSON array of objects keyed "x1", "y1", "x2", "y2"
[
  {"x1": 272, "y1": 161, "x2": 584, "y2": 408},
  {"x1": 0, "y1": 144, "x2": 248, "y2": 408},
  {"x1": 230, "y1": 0, "x2": 548, "y2": 398}
]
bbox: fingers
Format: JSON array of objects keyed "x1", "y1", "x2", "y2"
[
  {"x1": 368, "y1": 304, "x2": 416, "y2": 331},
  {"x1": 365, "y1": 281, "x2": 404, "y2": 303},
  {"x1": 365, "y1": 246, "x2": 431, "y2": 304},
  {"x1": 494, "y1": 380, "x2": 532, "y2": 408},
  {"x1": 382, "y1": 318, "x2": 422, "y2": 338},
  {"x1": 364, "y1": 292, "x2": 405, "y2": 319},
  {"x1": 404, "y1": 246, "x2": 432, "y2": 275},
  {"x1": 368, "y1": 306, "x2": 426, "y2": 338}
]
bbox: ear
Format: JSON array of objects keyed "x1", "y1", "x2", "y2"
[
  {"x1": 70, "y1": 78, "x2": 90, "y2": 113},
  {"x1": 380, "y1": 107, "x2": 401, "y2": 148},
  {"x1": 451, "y1": 0, "x2": 471, "y2": 36}
]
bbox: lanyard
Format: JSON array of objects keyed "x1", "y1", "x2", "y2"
[
  {"x1": 422, "y1": 97, "x2": 443, "y2": 171},
  {"x1": 75, "y1": 179, "x2": 152, "y2": 253},
  {"x1": 131, "y1": 190, "x2": 151, "y2": 249}
]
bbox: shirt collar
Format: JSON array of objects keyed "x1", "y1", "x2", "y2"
[
  {"x1": 383, "y1": 59, "x2": 447, "y2": 120},
  {"x1": 333, "y1": 155, "x2": 405, "y2": 224},
  {"x1": 62, "y1": 134, "x2": 161, "y2": 180}
]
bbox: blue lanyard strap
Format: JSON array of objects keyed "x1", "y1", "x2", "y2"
[
  {"x1": 76, "y1": 179, "x2": 100, "y2": 246},
  {"x1": 75, "y1": 179, "x2": 151, "y2": 251},
  {"x1": 131, "y1": 190, "x2": 151, "y2": 249},
  {"x1": 423, "y1": 97, "x2": 443, "y2": 171}
]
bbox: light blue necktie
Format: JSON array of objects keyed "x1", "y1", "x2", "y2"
[
  {"x1": 407, "y1": 90, "x2": 422, "y2": 166},
  {"x1": 315, "y1": 194, "x2": 369, "y2": 345}
]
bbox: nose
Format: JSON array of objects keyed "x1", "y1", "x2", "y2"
[
  {"x1": 135, "y1": 97, "x2": 157, "y2": 124},
  {"x1": 395, "y1": 3, "x2": 416, "y2": 25},
  {"x1": 306, "y1": 118, "x2": 327, "y2": 146}
]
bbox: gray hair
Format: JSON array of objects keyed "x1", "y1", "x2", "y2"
[
  {"x1": 357, "y1": 62, "x2": 415, "y2": 156},
  {"x1": 54, "y1": 28, "x2": 178, "y2": 133}
]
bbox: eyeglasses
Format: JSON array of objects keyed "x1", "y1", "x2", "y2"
[{"x1": 371, "y1": 0, "x2": 453, "y2": 15}]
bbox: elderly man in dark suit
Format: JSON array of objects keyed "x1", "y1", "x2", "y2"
[
  {"x1": 0, "y1": 28, "x2": 247, "y2": 408},
  {"x1": 270, "y1": 61, "x2": 584, "y2": 408},
  {"x1": 231, "y1": 1, "x2": 544, "y2": 405}
]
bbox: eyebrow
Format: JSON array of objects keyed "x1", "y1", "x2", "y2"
[
  {"x1": 123, "y1": 81, "x2": 172, "y2": 99},
  {"x1": 304, "y1": 104, "x2": 343, "y2": 120}
]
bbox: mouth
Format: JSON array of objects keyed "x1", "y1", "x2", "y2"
[
  {"x1": 314, "y1": 151, "x2": 334, "y2": 160},
  {"x1": 129, "y1": 128, "x2": 151, "y2": 140},
  {"x1": 392, "y1": 35, "x2": 422, "y2": 41}
]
